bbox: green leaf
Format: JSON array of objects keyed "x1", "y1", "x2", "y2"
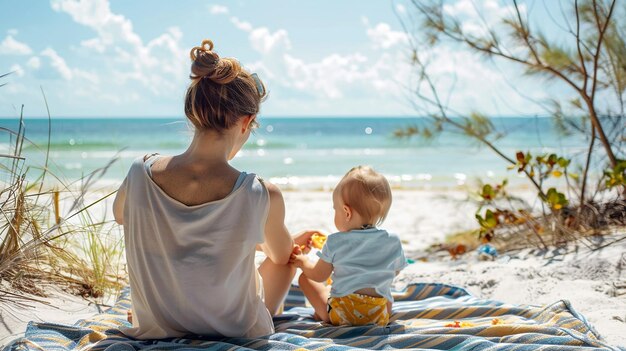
[
  {"x1": 525, "y1": 153, "x2": 532, "y2": 164},
  {"x1": 540, "y1": 45, "x2": 576, "y2": 71},
  {"x1": 544, "y1": 188, "x2": 568, "y2": 210},
  {"x1": 476, "y1": 209, "x2": 498, "y2": 230},
  {"x1": 481, "y1": 184, "x2": 495, "y2": 200},
  {"x1": 485, "y1": 209, "x2": 498, "y2": 228},
  {"x1": 547, "y1": 154, "x2": 557, "y2": 167},
  {"x1": 570, "y1": 98, "x2": 582, "y2": 109},
  {"x1": 604, "y1": 159, "x2": 626, "y2": 189}
]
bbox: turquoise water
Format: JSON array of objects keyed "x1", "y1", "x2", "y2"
[{"x1": 0, "y1": 117, "x2": 587, "y2": 189}]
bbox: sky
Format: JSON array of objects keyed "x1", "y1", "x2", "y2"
[{"x1": 0, "y1": 0, "x2": 577, "y2": 118}]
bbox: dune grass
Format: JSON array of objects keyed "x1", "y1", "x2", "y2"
[{"x1": 0, "y1": 82, "x2": 126, "y2": 304}]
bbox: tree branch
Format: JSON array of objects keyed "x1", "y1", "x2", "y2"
[
  {"x1": 581, "y1": 124, "x2": 596, "y2": 204},
  {"x1": 574, "y1": 0, "x2": 590, "y2": 95},
  {"x1": 585, "y1": 0, "x2": 618, "y2": 168}
]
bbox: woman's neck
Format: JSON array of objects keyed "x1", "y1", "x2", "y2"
[{"x1": 181, "y1": 129, "x2": 236, "y2": 166}]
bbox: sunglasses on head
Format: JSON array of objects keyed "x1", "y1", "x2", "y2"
[{"x1": 250, "y1": 73, "x2": 265, "y2": 96}]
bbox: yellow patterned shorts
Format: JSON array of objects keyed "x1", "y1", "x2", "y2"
[{"x1": 327, "y1": 294, "x2": 390, "y2": 326}]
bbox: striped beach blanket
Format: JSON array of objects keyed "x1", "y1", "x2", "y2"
[{"x1": 5, "y1": 283, "x2": 624, "y2": 350}]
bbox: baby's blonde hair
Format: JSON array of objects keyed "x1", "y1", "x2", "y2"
[{"x1": 336, "y1": 166, "x2": 392, "y2": 226}]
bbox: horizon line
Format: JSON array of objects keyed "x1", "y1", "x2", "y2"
[{"x1": 0, "y1": 114, "x2": 552, "y2": 120}]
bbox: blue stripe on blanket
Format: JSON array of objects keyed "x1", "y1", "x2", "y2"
[{"x1": 4, "y1": 283, "x2": 625, "y2": 351}]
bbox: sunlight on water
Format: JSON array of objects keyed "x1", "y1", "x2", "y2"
[{"x1": 0, "y1": 117, "x2": 590, "y2": 190}]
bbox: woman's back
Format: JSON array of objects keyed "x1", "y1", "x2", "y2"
[
  {"x1": 120, "y1": 157, "x2": 274, "y2": 339},
  {"x1": 148, "y1": 155, "x2": 241, "y2": 207},
  {"x1": 113, "y1": 38, "x2": 302, "y2": 339}
]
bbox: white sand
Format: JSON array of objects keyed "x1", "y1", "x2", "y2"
[
  {"x1": 396, "y1": 240, "x2": 626, "y2": 347},
  {"x1": 283, "y1": 189, "x2": 481, "y2": 256},
  {"x1": 284, "y1": 190, "x2": 626, "y2": 347},
  {"x1": 1, "y1": 189, "x2": 624, "y2": 348},
  {"x1": 0, "y1": 285, "x2": 102, "y2": 346}
]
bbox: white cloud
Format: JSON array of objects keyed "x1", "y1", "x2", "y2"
[
  {"x1": 209, "y1": 4, "x2": 229, "y2": 15},
  {"x1": 9, "y1": 0, "x2": 550, "y2": 117},
  {"x1": 51, "y1": 0, "x2": 187, "y2": 95},
  {"x1": 231, "y1": 17, "x2": 293, "y2": 55},
  {"x1": 366, "y1": 22, "x2": 409, "y2": 49},
  {"x1": 249, "y1": 28, "x2": 291, "y2": 55},
  {"x1": 51, "y1": 0, "x2": 142, "y2": 49},
  {"x1": 80, "y1": 37, "x2": 105, "y2": 53},
  {"x1": 0, "y1": 34, "x2": 33, "y2": 55},
  {"x1": 7, "y1": 29, "x2": 18, "y2": 36},
  {"x1": 227, "y1": 15, "x2": 413, "y2": 103},
  {"x1": 37, "y1": 47, "x2": 100, "y2": 85},
  {"x1": 424, "y1": 46, "x2": 500, "y2": 90},
  {"x1": 386, "y1": 0, "x2": 553, "y2": 116},
  {"x1": 231, "y1": 17, "x2": 253, "y2": 32},
  {"x1": 10, "y1": 64, "x2": 24, "y2": 77},
  {"x1": 27, "y1": 56, "x2": 41, "y2": 69},
  {"x1": 283, "y1": 53, "x2": 372, "y2": 99},
  {"x1": 73, "y1": 69, "x2": 100, "y2": 84},
  {"x1": 443, "y1": 0, "x2": 475, "y2": 17},
  {"x1": 442, "y1": 0, "x2": 524, "y2": 38},
  {"x1": 402, "y1": 35, "x2": 552, "y2": 116},
  {"x1": 41, "y1": 48, "x2": 73, "y2": 80}
]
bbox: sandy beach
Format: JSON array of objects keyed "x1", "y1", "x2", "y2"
[
  {"x1": 2, "y1": 0, "x2": 625, "y2": 349},
  {"x1": 284, "y1": 189, "x2": 626, "y2": 347},
  {"x1": 1, "y1": 188, "x2": 624, "y2": 348}
]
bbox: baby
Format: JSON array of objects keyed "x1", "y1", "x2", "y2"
[{"x1": 289, "y1": 166, "x2": 407, "y2": 326}]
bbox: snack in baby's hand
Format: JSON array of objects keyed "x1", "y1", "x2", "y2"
[{"x1": 311, "y1": 232, "x2": 327, "y2": 249}]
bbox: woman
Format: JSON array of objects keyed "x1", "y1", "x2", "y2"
[{"x1": 113, "y1": 39, "x2": 314, "y2": 339}]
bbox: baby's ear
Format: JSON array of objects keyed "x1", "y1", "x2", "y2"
[{"x1": 343, "y1": 205, "x2": 352, "y2": 220}]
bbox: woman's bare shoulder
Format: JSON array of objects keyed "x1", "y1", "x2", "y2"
[{"x1": 260, "y1": 180, "x2": 284, "y2": 202}]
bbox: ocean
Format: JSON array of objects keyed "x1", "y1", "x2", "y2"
[{"x1": 0, "y1": 117, "x2": 588, "y2": 190}]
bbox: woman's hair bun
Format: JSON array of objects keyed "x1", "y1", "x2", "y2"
[
  {"x1": 184, "y1": 38, "x2": 266, "y2": 132},
  {"x1": 189, "y1": 39, "x2": 241, "y2": 84},
  {"x1": 190, "y1": 39, "x2": 216, "y2": 61}
]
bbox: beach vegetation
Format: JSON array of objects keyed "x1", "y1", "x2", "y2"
[
  {"x1": 397, "y1": 0, "x2": 626, "y2": 253},
  {"x1": 0, "y1": 78, "x2": 125, "y2": 304}
]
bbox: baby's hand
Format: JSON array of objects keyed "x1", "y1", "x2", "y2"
[
  {"x1": 289, "y1": 245, "x2": 307, "y2": 268},
  {"x1": 293, "y1": 230, "x2": 317, "y2": 253}
]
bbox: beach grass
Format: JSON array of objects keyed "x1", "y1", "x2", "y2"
[{"x1": 0, "y1": 90, "x2": 126, "y2": 304}]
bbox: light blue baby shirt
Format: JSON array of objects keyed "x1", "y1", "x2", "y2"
[{"x1": 316, "y1": 228, "x2": 408, "y2": 301}]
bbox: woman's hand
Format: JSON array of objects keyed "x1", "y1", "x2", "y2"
[{"x1": 292, "y1": 230, "x2": 320, "y2": 254}]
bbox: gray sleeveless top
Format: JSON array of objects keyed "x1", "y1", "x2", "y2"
[{"x1": 120, "y1": 157, "x2": 273, "y2": 339}]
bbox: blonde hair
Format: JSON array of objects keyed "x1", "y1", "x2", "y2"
[
  {"x1": 337, "y1": 166, "x2": 392, "y2": 226},
  {"x1": 184, "y1": 39, "x2": 267, "y2": 132}
]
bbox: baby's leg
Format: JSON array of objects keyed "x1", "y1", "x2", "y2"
[{"x1": 298, "y1": 273, "x2": 330, "y2": 322}]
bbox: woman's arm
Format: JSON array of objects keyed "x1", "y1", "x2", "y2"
[{"x1": 261, "y1": 182, "x2": 295, "y2": 265}]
